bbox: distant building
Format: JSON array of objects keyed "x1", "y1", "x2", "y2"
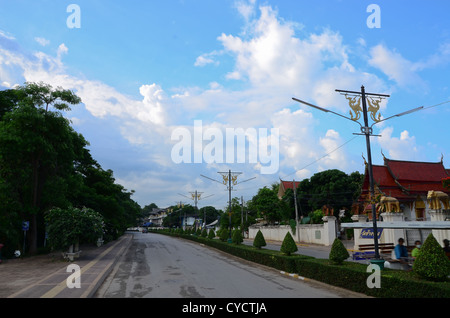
[
  {"x1": 148, "y1": 208, "x2": 169, "y2": 226},
  {"x1": 277, "y1": 179, "x2": 300, "y2": 199}
]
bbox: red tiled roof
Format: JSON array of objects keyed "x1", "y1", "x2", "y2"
[
  {"x1": 280, "y1": 180, "x2": 300, "y2": 190},
  {"x1": 385, "y1": 158, "x2": 449, "y2": 182},
  {"x1": 359, "y1": 157, "x2": 450, "y2": 202}
]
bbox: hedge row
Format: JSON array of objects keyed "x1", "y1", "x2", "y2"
[{"x1": 150, "y1": 229, "x2": 450, "y2": 298}]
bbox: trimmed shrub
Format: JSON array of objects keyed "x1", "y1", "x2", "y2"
[
  {"x1": 207, "y1": 229, "x2": 215, "y2": 239},
  {"x1": 413, "y1": 233, "x2": 450, "y2": 281},
  {"x1": 329, "y1": 238, "x2": 350, "y2": 265},
  {"x1": 280, "y1": 232, "x2": 297, "y2": 256},
  {"x1": 201, "y1": 228, "x2": 208, "y2": 237},
  {"x1": 232, "y1": 229, "x2": 243, "y2": 245},
  {"x1": 219, "y1": 228, "x2": 229, "y2": 242},
  {"x1": 253, "y1": 230, "x2": 267, "y2": 249}
]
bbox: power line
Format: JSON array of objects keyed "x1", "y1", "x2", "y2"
[
  {"x1": 280, "y1": 135, "x2": 359, "y2": 181},
  {"x1": 423, "y1": 100, "x2": 450, "y2": 110}
]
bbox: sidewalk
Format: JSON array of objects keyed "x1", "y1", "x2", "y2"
[{"x1": 0, "y1": 233, "x2": 132, "y2": 298}]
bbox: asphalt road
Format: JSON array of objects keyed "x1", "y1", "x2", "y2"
[{"x1": 95, "y1": 232, "x2": 366, "y2": 298}]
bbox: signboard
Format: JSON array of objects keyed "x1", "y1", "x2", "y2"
[
  {"x1": 22, "y1": 221, "x2": 29, "y2": 231},
  {"x1": 359, "y1": 228, "x2": 383, "y2": 239}
]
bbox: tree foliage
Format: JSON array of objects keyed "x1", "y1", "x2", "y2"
[
  {"x1": 253, "y1": 230, "x2": 267, "y2": 249},
  {"x1": 45, "y1": 207, "x2": 103, "y2": 250},
  {"x1": 280, "y1": 232, "x2": 297, "y2": 256},
  {"x1": 248, "y1": 170, "x2": 364, "y2": 225},
  {"x1": 413, "y1": 234, "x2": 450, "y2": 281},
  {"x1": 0, "y1": 83, "x2": 140, "y2": 256},
  {"x1": 232, "y1": 228, "x2": 243, "y2": 245},
  {"x1": 207, "y1": 229, "x2": 216, "y2": 239},
  {"x1": 329, "y1": 238, "x2": 350, "y2": 265}
]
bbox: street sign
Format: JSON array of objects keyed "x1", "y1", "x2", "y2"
[
  {"x1": 22, "y1": 221, "x2": 29, "y2": 231},
  {"x1": 360, "y1": 228, "x2": 383, "y2": 239}
]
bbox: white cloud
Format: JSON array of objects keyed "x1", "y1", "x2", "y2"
[
  {"x1": 3, "y1": 3, "x2": 444, "y2": 207},
  {"x1": 194, "y1": 51, "x2": 221, "y2": 67},
  {"x1": 234, "y1": 0, "x2": 257, "y2": 21},
  {"x1": 377, "y1": 126, "x2": 421, "y2": 160},
  {"x1": 368, "y1": 44, "x2": 426, "y2": 89},
  {"x1": 34, "y1": 37, "x2": 50, "y2": 47},
  {"x1": 318, "y1": 129, "x2": 348, "y2": 171}
]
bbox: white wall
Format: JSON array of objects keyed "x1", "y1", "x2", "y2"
[{"x1": 248, "y1": 216, "x2": 337, "y2": 246}]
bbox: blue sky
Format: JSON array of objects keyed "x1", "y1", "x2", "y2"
[{"x1": 1, "y1": 0, "x2": 449, "y2": 210}]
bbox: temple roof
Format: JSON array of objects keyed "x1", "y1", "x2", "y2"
[
  {"x1": 360, "y1": 156, "x2": 450, "y2": 202},
  {"x1": 277, "y1": 179, "x2": 301, "y2": 199}
]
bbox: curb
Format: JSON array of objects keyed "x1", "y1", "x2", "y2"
[
  {"x1": 279, "y1": 271, "x2": 308, "y2": 281},
  {"x1": 83, "y1": 233, "x2": 133, "y2": 298}
]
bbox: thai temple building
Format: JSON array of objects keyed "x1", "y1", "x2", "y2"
[
  {"x1": 352, "y1": 155, "x2": 450, "y2": 247},
  {"x1": 354, "y1": 154, "x2": 450, "y2": 221}
]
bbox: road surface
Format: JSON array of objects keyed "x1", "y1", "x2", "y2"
[{"x1": 95, "y1": 232, "x2": 365, "y2": 298}]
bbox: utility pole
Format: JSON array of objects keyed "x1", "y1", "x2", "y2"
[
  {"x1": 293, "y1": 179, "x2": 299, "y2": 242},
  {"x1": 220, "y1": 170, "x2": 241, "y2": 242},
  {"x1": 201, "y1": 170, "x2": 255, "y2": 243},
  {"x1": 293, "y1": 85, "x2": 424, "y2": 265},
  {"x1": 174, "y1": 201, "x2": 185, "y2": 229},
  {"x1": 333, "y1": 86, "x2": 388, "y2": 260},
  {"x1": 178, "y1": 191, "x2": 213, "y2": 229}
]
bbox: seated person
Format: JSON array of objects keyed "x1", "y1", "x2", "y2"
[
  {"x1": 393, "y1": 238, "x2": 411, "y2": 266},
  {"x1": 444, "y1": 239, "x2": 450, "y2": 260},
  {"x1": 411, "y1": 240, "x2": 421, "y2": 259}
]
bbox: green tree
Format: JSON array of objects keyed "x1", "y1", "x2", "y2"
[
  {"x1": 329, "y1": 238, "x2": 350, "y2": 265},
  {"x1": 248, "y1": 185, "x2": 283, "y2": 224},
  {"x1": 207, "y1": 229, "x2": 215, "y2": 239},
  {"x1": 291, "y1": 170, "x2": 363, "y2": 219},
  {"x1": 0, "y1": 83, "x2": 83, "y2": 254},
  {"x1": 219, "y1": 227, "x2": 229, "y2": 242},
  {"x1": 280, "y1": 232, "x2": 298, "y2": 256},
  {"x1": 308, "y1": 209, "x2": 324, "y2": 224},
  {"x1": 413, "y1": 233, "x2": 450, "y2": 281},
  {"x1": 72, "y1": 163, "x2": 140, "y2": 241},
  {"x1": 0, "y1": 82, "x2": 141, "y2": 255},
  {"x1": 232, "y1": 228, "x2": 243, "y2": 245},
  {"x1": 253, "y1": 230, "x2": 266, "y2": 249},
  {"x1": 45, "y1": 206, "x2": 103, "y2": 251}
]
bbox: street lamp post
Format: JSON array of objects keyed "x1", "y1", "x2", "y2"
[
  {"x1": 293, "y1": 85, "x2": 424, "y2": 263},
  {"x1": 219, "y1": 170, "x2": 241, "y2": 243},
  {"x1": 201, "y1": 170, "x2": 255, "y2": 243},
  {"x1": 337, "y1": 86, "x2": 387, "y2": 260}
]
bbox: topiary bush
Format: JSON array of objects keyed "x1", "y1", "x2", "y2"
[
  {"x1": 253, "y1": 230, "x2": 267, "y2": 249},
  {"x1": 329, "y1": 238, "x2": 350, "y2": 265},
  {"x1": 232, "y1": 229, "x2": 243, "y2": 245},
  {"x1": 219, "y1": 228, "x2": 229, "y2": 242},
  {"x1": 207, "y1": 229, "x2": 215, "y2": 239},
  {"x1": 413, "y1": 233, "x2": 450, "y2": 282},
  {"x1": 280, "y1": 232, "x2": 297, "y2": 256},
  {"x1": 201, "y1": 228, "x2": 208, "y2": 237}
]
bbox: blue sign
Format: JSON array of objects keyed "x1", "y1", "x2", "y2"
[
  {"x1": 359, "y1": 228, "x2": 383, "y2": 239},
  {"x1": 22, "y1": 221, "x2": 29, "y2": 231}
]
